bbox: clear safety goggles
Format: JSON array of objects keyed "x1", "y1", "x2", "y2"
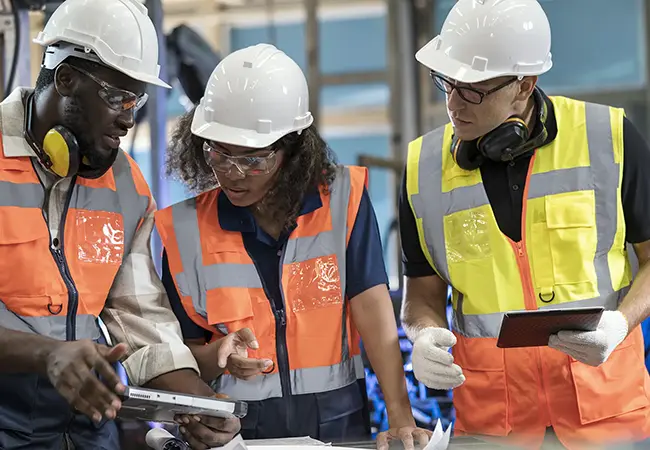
[
  {"x1": 71, "y1": 66, "x2": 148, "y2": 112},
  {"x1": 203, "y1": 141, "x2": 278, "y2": 176}
]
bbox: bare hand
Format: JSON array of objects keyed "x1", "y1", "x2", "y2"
[
  {"x1": 376, "y1": 426, "x2": 433, "y2": 450},
  {"x1": 45, "y1": 340, "x2": 127, "y2": 423},
  {"x1": 217, "y1": 328, "x2": 273, "y2": 380},
  {"x1": 178, "y1": 414, "x2": 241, "y2": 449}
]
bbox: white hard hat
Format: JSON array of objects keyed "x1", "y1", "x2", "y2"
[
  {"x1": 191, "y1": 43, "x2": 313, "y2": 148},
  {"x1": 416, "y1": 0, "x2": 552, "y2": 83},
  {"x1": 33, "y1": 0, "x2": 170, "y2": 89}
]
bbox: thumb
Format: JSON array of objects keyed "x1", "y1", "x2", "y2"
[
  {"x1": 235, "y1": 327, "x2": 259, "y2": 350},
  {"x1": 97, "y1": 343, "x2": 128, "y2": 363},
  {"x1": 428, "y1": 328, "x2": 457, "y2": 348}
]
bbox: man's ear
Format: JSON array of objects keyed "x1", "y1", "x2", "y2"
[
  {"x1": 516, "y1": 76, "x2": 538, "y2": 101},
  {"x1": 53, "y1": 64, "x2": 79, "y2": 97}
]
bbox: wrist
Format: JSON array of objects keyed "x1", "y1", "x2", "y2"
[
  {"x1": 386, "y1": 406, "x2": 416, "y2": 429},
  {"x1": 33, "y1": 338, "x2": 61, "y2": 376}
]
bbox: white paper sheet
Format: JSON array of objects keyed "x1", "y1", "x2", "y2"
[{"x1": 422, "y1": 419, "x2": 452, "y2": 450}]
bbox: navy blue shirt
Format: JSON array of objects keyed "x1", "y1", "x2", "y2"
[
  {"x1": 161, "y1": 185, "x2": 388, "y2": 440},
  {"x1": 163, "y1": 186, "x2": 389, "y2": 341}
]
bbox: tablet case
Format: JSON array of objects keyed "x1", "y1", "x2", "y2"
[{"x1": 496, "y1": 307, "x2": 604, "y2": 348}]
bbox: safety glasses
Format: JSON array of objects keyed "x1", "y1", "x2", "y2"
[
  {"x1": 70, "y1": 65, "x2": 148, "y2": 112},
  {"x1": 203, "y1": 141, "x2": 278, "y2": 176},
  {"x1": 430, "y1": 71, "x2": 519, "y2": 105}
]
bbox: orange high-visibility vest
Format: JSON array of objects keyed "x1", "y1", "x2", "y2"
[
  {"x1": 406, "y1": 97, "x2": 650, "y2": 448},
  {"x1": 0, "y1": 140, "x2": 151, "y2": 341},
  {"x1": 156, "y1": 165, "x2": 368, "y2": 401}
]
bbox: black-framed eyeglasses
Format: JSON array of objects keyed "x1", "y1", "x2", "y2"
[
  {"x1": 430, "y1": 71, "x2": 519, "y2": 105},
  {"x1": 203, "y1": 140, "x2": 278, "y2": 176},
  {"x1": 70, "y1": 65, "x2": 148, "y2": 112}
]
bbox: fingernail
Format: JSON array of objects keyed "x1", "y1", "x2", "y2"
[
  {"x1": 264, "y1": 359, "x2": 273, "y2": 367},
  {"x1": 180, "y1": 426, "x2": 186, "y2": 434},
  {"x1": 183, "y1": 417, "x2": 190, "y2": 424},
  {"x1": 93, "y1": 413, "x2": 102, "y2": 423},
  {"x1": 194, "y1": 416, "x2": 201, "y2": 422},
  {"x1": 105, "y1": 409, "x2": 115, "y2": 420},
  {"x1": 112, "y1": 399, "x2": 121, "y2": 409},
  {"x1": 115, "y1": 383, "x2": 126, "y2": 394},
  {"x1": 251, "y1": 340, "x2": 259, "y2": 349}
]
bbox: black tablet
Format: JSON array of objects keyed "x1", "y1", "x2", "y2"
[{"x1": 496, "y1": 307, "x2": 604, "y2": 348}]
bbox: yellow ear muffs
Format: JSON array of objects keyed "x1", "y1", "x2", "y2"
[{"x1": 42, "y1": 125, "x2": 80, "y2": 178}]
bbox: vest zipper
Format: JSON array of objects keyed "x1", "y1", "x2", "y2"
[
  {"x1": 507, "y1": 153, "x2": 553, "y2": 425},
  {"x1": 34, "y1": 167, "x2": 80, "y2": 341},
  {"x1": 245, "y1": 242, "x2": 292, "y2": 427},
  {"x1": 507, "y1": 154, "x2": 538, "y2": 311},
  {"x1": 275, "y1": 243, "x2": 292, "y2": 426}
]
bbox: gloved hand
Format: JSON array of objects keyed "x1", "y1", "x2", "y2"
[
  {"x1": 411, "y1": 327, "x2": 465, "y2": 390},
  {"x1": 548, "y1": 310, "x2": 629, "y2": 366}
]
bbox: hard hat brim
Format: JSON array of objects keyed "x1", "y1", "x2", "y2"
[
  {"x1": 415, "y1": 36, "x2": 552, "y2": 84},
  {"x1": 191, "y1": 111, "x2": 311, "y2": 149}
]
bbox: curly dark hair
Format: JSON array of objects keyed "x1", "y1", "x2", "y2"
[{"x1": 166, "y1": 107, "x2": 339, "y2": 231}]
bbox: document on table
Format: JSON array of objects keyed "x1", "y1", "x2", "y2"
[{"x1": 422, "y1": 419, "x2": 451, "y2": 450}]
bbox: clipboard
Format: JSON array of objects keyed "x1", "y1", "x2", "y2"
[{"x1": 496, "y1": 306, "x2": 604, "y2": 348}]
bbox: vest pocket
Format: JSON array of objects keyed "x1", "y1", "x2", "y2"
[
  {"x1": 544, "y1": 192, "x2": 598, "y2": 287},
  {"x1": 569, "y1": 331, "x2": 649, "y2": 425},
  {"x1": 452, "y1": 334, "x2": 510, "y2": 436}
]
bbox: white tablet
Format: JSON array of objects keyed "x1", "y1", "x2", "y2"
[{"x1": 117, "y1": 386, "x2": 248, "y2": 423}]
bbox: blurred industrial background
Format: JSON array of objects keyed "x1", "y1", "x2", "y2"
[{"x1": 1, "y1": 0, "x2": 649, "y2": 447}]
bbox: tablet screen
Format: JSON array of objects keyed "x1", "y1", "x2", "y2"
[{"x1": 496, "y1": 307, "x2": 604, "y2": 348}]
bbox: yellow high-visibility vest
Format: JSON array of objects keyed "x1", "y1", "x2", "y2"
[{"x1": 406, "y1": 96, "x2": 632, "y2": 337}]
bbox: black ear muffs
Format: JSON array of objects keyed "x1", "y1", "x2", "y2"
[
  {"x1": 450, "y1": 87, "x2": 549, "y2": 171},
  {"x1": 477, "y1": 116, "x2": 530, "y2": 162},
  {"x1": 451, "y1": 135, "x2": 485, "y2": 171},
  {"x1": 42, "y1": 125, "x2": 80, "y2": 178}
]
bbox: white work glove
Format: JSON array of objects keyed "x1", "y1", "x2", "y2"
[
  {"x1": 548, "y1": 310, "x2": 629, "y2": 367},
  {"x1": 411, "y1": 327, "x2": 465, "y2": 390}
]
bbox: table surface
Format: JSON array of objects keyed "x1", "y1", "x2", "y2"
[{"x1": 339, "y1": 437, "x2": 508, "y2": 449}]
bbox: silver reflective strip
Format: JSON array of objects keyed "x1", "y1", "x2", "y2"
[
  {"x1": 176, "y1": 263, "x2": 263, "y2": 297},
  {"x1": 585, "y1": 102, "x2": 618, "y2": 301},
  {"x1": 291, "y1": 354, "x2": 362, "y2": 395},
  {"x1": 409, "y1": 128, "x2": 453, "y2": 282},
  {"x1": 0, "y1": 300, "x2": 100, "y2": 341},
  {"x1": 453, "y1": 291, "x2": 622, "y2": 338},
  {"x1": 111, "y1": 151, "x2": 149, "y2": 256},
  {"x1": 215, "y1": 354, "x2": 363, "y2": 401},
  {"x1": 0, "y1": 181, "x2": 43, "y2": 207},
  {"x1": 215, "y1": 372, "x2": 283, "y2": 401},
  {"x1": 170, "y1": 197, "x2": 208, "y2": 316}
]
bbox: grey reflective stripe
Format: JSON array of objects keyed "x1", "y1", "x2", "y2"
[
  {"x1": 0, "y1": 181, "x2": 44, "y2": 207},
  {"x1": 290, "y1": 354, "x2": 362, "y2": 395},
  {"x1": 585, "y1": 103, "x2": 618, "y2": 301},
  {"x1": 215, "y1": 354, "x2": 364, "y2": 400},
  {"x1": 453, "y1": 291, "x2": 622, "y2": 338},
  {"x1": 0, "y1": 300, "x2": 101, "y2": 341},
  {"x1": 109, "y1": 151, "x2": 149, "y2": 256},
  {"x1": 409, "y1": 127, "x2": 453, "y2": 282},
  {"x1": 176, "y1": 264, "x2": 264, "y2": 297},
  {"x1": 170, "y1": 197, "x2": 209, "y2": 317},
  {"x1": 411, "y1": 102, "x2": 624, "y2": 338},
  {"x1": 215, "y1": 372, "x2": 283, "y2": 401}
]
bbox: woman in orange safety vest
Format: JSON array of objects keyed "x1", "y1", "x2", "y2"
[{"x1": 154, "y1": 43, "x2": 432, "y2": 449}]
